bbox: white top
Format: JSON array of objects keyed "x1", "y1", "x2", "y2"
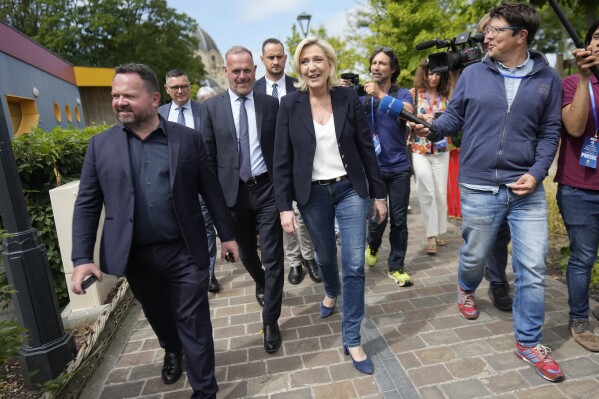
[
  {"x1": 265, "y1": 76, "x2": 287, "y2": 102},
  {"x1": 228, "y1": 89, "x2": 267, "y2": 177},
  {"x1": 167, "y1": 99, "x2": 194, "y2": 129},
  {"x1": 312, "y1": 117, "x2": 346, "y2": 181}
]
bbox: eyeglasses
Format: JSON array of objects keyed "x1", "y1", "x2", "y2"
[
  {"x1": 374, "y1": 45, "x2": 394, "y2": 54},
  {"x1": 484, "y1": 25, "x2": 522, "y2": 35},
  {"x1": 166, "y1": 84, "x2": 190, "y2": 92}
]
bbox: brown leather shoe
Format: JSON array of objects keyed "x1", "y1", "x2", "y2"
[{"x1": 570, "y1": 320, "x2": 599, "y2": 352}]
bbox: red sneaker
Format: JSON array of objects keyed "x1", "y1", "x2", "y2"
[
  {"x1": 515, "y1": 342, "x2": 565, "y2": 382},
  {"x1": 457, "y1": 285, "x2": 478, "y2": 319}
]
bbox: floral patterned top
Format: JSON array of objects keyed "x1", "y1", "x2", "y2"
[{"x1": 409, "y1": 88, "x2": 450, "y2": 155}]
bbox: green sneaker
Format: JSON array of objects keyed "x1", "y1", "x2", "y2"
[
  {"x1": 365, "y1": 246, "x2": 378, "y2": 267},
  {"x1": 388, "y1": 269, "x2": 413, "y2": 287}
]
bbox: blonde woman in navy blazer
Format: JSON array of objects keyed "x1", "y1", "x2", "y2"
[{"x1": 273, "y1": 37, "x2": 387, "y2": 375}]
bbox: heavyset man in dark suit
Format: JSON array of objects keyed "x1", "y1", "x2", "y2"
[
  {"x1": 200, "y1": 46, "x2": 285, "y2": 353},
  {"x1": 70, "y1": 63, "x2": 239, "y2": 398},
  {"x1": 158, "y1": 69, "x2": 221, "y2": 293},
  {"x1": 254, "y1": 38, "x2": 320, "y2": 286}
]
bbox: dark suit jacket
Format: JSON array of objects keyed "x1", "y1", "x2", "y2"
[
  {"x1": 273, "y1": 86, "x2": 386, "y2": 211},
  {"x1": 158, "y1": 100, "x2": 201, "y2": 130},
  {"x1": 72, "y1": 119, "x2": 235, "y2": 276},
  {"x1": 254, "y1": 75, "x2": 297, "y2": 96},
  {"x1": 200, "y1": 90, "x2": 279, "y2": 207}
]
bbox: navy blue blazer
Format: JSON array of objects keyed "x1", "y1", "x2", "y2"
[
  {"x1": 254, "y1": 75, "x2": 297, "y2": 95},
  {"x1": 158, "y1": 100, "x2": 201, "y2": 130},
  {"x1": 273, "y1": 86, "x2": 386, "y2": 211},
  {"x1": 72, "y1": 119, "x2": 235, "y2": 276}
]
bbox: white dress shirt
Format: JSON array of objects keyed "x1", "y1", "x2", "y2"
[
  {"x1": 265, "y1": 76, "x2": 287, "y2": 102},
  {"x1": 167, "y1": 99, "x2": 194, "y2": 129}
]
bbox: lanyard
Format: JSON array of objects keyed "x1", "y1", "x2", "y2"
[
  {"x1": 424, "y1": 92, "x2": 441, "y2": 112},
  {"x1": 590, "y1": 81, "x2": 598, "y2": 136}
]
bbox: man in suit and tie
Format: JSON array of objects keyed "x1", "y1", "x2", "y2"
[
  {"x1": 254, "y1": 38, "x2": 320, "y2": 286},
  {"x1": 70, "y1": 63, "x2": 239, "y2": 398},
  {"x1": 201, "y1": 46, "x2": 284, "y2": 354},
  {"x1": 158, "y1": 69, "x2": 221, "y2": 293}
]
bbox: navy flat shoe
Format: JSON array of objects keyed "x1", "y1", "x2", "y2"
[
  {"x1": 343, "y1": 345, "x2": 374, "y2": 375},
  {"x1": 320, "y1": 297, "x2": 337, "y2": 318}
]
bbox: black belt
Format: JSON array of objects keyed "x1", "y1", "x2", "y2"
[
  {"x1": 313, "y1": 175, "x2": 347, "y2": 185},
  {"x1": 241, "y1": 172, "x2": 270, "y2": 186}
]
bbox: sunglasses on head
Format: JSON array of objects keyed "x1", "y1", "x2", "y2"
[{"x1": 374, "y1": 45, "x2": 394, "y2": 54}]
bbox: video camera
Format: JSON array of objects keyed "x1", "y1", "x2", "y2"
[
  {"x1": 340, "y1": 72, "x2": 366, "y2": 96},
  {"x1": 416, "y1": 32, "x2": 485, "y2": 73}
]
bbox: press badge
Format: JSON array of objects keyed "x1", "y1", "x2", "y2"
[
  {"x1": 435, "y1": 138, "x2": 448, "y2": 150},
  {"x1": 373, "y1": 134, "x2": 382, "y2": 156},
  {"x1": 579, "y1": 135, "x2": 598, "y2": 169}
]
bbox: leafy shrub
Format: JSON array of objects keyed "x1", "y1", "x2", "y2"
[{"x1": 9, "y1": 125, "x2": 108, "y2": 307}]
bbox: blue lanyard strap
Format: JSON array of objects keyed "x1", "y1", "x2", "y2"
[
  {"x1": 589, "y1": 81, "x2": 599, "y2": 136},
  {"x1": 370, "y1": 96, "x2": 376, "y2": 136},
  {"x1": 424, "y1": 92, "x2": 441, "y2": 111}
]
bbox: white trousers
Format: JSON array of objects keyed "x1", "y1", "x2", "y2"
[{"x1": 412, "y1": 152, "x2": 449, "y2": 238}]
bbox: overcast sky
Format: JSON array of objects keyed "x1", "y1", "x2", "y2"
[{"x1": 167, "y1": 0, "x2": 363, "y2": 77}]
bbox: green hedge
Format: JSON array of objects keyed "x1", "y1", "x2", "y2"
[{"x1": 9, "y1": 125, "x2": 108, "y2": 307}]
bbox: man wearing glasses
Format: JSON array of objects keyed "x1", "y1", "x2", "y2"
[
  {"x1": 159, "y1": 69, "x2": 221, "y2": 294},
  {"x1": 411, "y1": 2, "x2": 563, "y2": 383},
  {"x1": 345, "y1": 46, "x2": 414, "y2": 287}
]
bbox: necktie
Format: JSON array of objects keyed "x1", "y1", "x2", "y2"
[
  {"x1": 177, "y1": 106, "x2": 186, "y2": 125},
  {"x1": 272, "y1": 83, "x2": 279, "y2": 99},
  {"x1": 238, "y1": 97, "x2": 251, "y2": 182}
]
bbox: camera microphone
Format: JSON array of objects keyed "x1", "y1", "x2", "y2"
[
  {"x1": 415, "y1": 40, "x2": 437, "y2": 51},
  {"x1": 379, "y1": 96, "x2": 436, "y2": 132}
]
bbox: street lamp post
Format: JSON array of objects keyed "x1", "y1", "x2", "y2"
[
  {"x1": 297, "y1": 12, "x2": 312, "y2": 38},
  {"x1": 0, "y1": 103, "x2": 77, "y2": 387}
]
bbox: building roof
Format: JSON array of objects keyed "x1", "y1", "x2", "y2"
[{"x1": 194, "y1": 28, "x2": 221, "y2": 54}]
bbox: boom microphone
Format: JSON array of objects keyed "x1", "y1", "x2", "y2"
[
  {"x1": 471, "y1": 32, "x2": 485, "y2": 42},
  {"x1": 415, "y1": 40, "x2": 438, "y2": 51},
  {"x1": 379, "y1": 96, "x2": 436, "y2": 132}
]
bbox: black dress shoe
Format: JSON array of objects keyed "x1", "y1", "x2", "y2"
[
  {"x1": 263, "y1": 323, "x2": 282, "y2": 353},
  {"x1": 255, "y1": 285, "x2": 265, "y2": 307},
  {"x1": 288, "y1": 265, "x2": 304, "y2": 285},
  {"x1": 302, "y1": 259, "x2": 321, "y2": 283},
  {"x1": 488, "y1": 283, "x2": 512, "y2": 311},
  {"x1": 208, "y1": 275, "x2": 221, "y2": 293},
  {"x1": 161, "y1": 351, "x2": 183, "y2": 385}
]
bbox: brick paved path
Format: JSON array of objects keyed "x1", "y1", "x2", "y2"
[{"x1": 82, "y1": 189, "x2": 599, "y2": 399}]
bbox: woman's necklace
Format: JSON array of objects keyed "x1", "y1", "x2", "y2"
[{"x1": 310, "y1": 95, "x2": 330, "y2": 125}]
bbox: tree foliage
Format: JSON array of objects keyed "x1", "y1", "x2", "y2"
[{"x1": 0, "y1": 0, "x2": 206, "y2": 92}]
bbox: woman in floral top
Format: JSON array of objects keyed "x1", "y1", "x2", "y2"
[{"x1": 409, "y1": 59, "x2": 451, "y2": 255}]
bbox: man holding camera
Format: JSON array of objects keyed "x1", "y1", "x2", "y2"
[
  {"x1": 411, "y1": 2, "x2": 563, "y2": 382},
  {"x1": 344, "y1": 46, "x2": 414, "y2": 287}
]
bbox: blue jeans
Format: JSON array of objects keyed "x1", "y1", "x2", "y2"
[
  {"x1": 298, "y1": 179, "x2": 367, "y2": 347},
  {"x1": 459, "y1": 184, "x2": 547, "y2": 346},
  {"x1": 199, "y1": 195, "x2": 217, "y2": 277},
  {"x1": 366, "y1": 169, "x2": 411, "y2": 271},
  {"x1": 557, "y1": 184, "x2": 599, "y2": 321}
]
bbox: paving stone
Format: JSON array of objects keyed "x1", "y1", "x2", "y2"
[
  {"x1": 354, "y1": 376, "x2": 379, "y2": 397},
  {"x1": 115, "y1": 350, "x2": 156, "y2": 368},
  {"x1": 216, "y1": 381, "x2": 248, "y2": 398},
  {"x1": 301, "y1": 349, "x2": 341, "y2": 368},
  {"x1": 484, "y1": 351, "x2": 523, "y2": 372},
  {"x1": 513, "y1": 385, "x2": 568, "y2": 399},
  {"x1": 440, "y1": 378, "x2": 491, "y2": 398},
  {"x1": 227, "y1": 360, "x2": 267, "y2": 381},
  {"x1": 419, "y1": 386, "x2": 445, "y2": 399},
  {"x1": 483, "y1": 371, "x2": 529, "y2": 394},
  {"x1": 215, "y1": 348, "x2": 248, "y2": 366},
  {"x1": 128, "y1": 363, "x2": 161, "y2": 381},
  {"x1": 445, "y1": 356, "x2": 487, "y2": 378},
  {"x1": 100, "y1": 381, "x2": 144, "y2": 399},
  {"x1": 414, "y1": 346, "x2": 456, "y2": 365},
  {"x1": 396, "y1": 352, "x2": 421, "y2": 369},
  {"x1": 285, "y1": 337, "x2": 321, "y2": 355},
  {"x1": 246, "y1": 372, "x2": 289, "y2": 396},
  {"x1": 396, "y1": 320, "x2": 433, "y2": 336},
  {"x1": 266, "y1": 355, "x2": 303, "y2": 374},
  {"x1": 162, "y1": 391, "x2": 192, "y2": 399},
  {"x1": 388, "y1": 336, "x2": 427, "y2": 353},
  {"x1": 429, "y1": 315, "x2": 466, "y2": 330},
  {"x1": 312, "y1": 380, "x2": 358, "y2": 399},
  {"x1": 291, "y1": 367, "x2": 331, "y2": 387},
  {"x1": 141, "y1": 376, "x2": 186, "y2": 395},
  {"x1": 407, "y1": 364, "x2": 453, "y2": 387},
  {"x1": 271, "y1": 388, "x2": 313, "y2": 399},
  {"x1": 105, "y1": 368, "x2": 130, "y2": 384},
  {"x1": 419, "y1": 329, "x2": 461, "y2": 346},
  {"x1": 559, "y1": 357, "x2": 599, "y2": 378},
  {"x1": 296, "y1": 323, "x2": 332, "y2": 339},
  {"x1": 557, "y1": 378, "x2": 599, "y2": 398}
]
